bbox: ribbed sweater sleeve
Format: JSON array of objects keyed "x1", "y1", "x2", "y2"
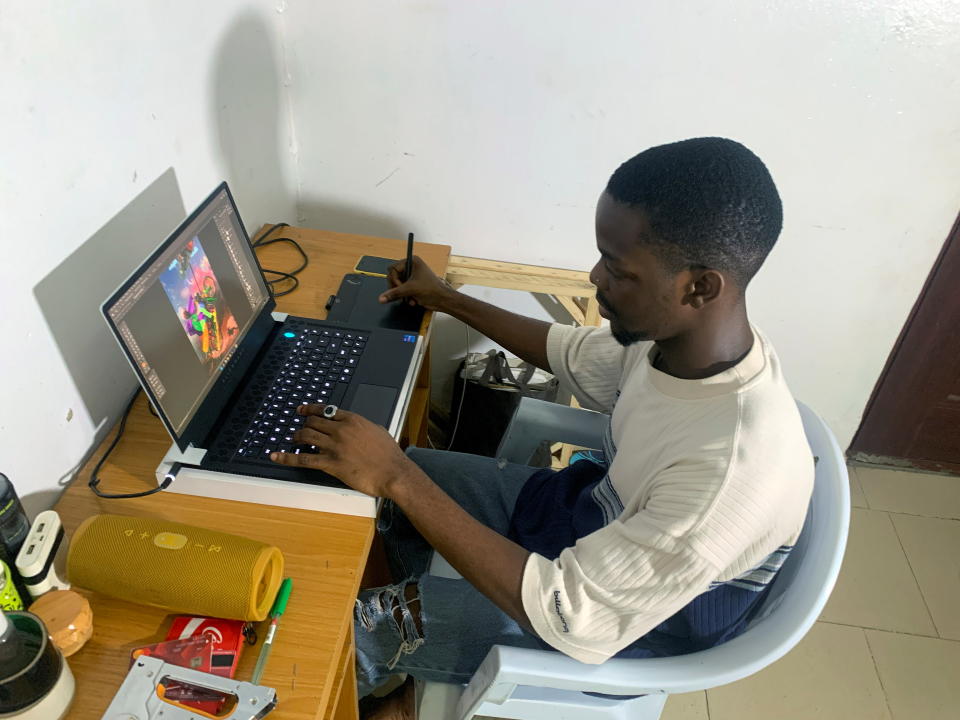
[{"x1": 546, "y1": 323, "x2": 634, "y2": 412}]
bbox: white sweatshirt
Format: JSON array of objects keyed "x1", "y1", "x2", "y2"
[{"x1": 519, "y1": 324, "x2": 814, "y2": 663}]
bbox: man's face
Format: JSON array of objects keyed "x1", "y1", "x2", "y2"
[{"x1": 590, "y1": 192, "x2": 687, "y2": 346}]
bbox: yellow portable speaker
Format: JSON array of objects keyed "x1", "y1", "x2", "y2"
[{"x1": 66, "y1": 514, "x2": 283, "y2": 621}]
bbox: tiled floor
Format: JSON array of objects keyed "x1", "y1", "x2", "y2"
[{"x1": 660, "y1": 465, "x2": 960, "y2": 720}]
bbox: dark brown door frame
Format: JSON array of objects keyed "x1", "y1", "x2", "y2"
[{"x1": 849, "y1": 210, "x2": 960, "y2": 474}]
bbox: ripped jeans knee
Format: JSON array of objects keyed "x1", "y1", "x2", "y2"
[{"x1": 355, "y1": 579, "x2": 425, "y2": 672}]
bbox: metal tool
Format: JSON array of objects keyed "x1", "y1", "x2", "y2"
[{"x1": 103, "y1": 655, "x2": 277, "y2": 720}]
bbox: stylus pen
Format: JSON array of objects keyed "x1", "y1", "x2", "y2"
[
  {"x1": 251, "y1": 577, "x2": 293, "y2": 685},
  {"x1": 403, "y1": 232, "x2": 414, "y2": 282}
]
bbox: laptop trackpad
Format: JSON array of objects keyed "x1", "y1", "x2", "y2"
[{"x1": 350, "y1": 384, "x2": 398, "y2": 428}]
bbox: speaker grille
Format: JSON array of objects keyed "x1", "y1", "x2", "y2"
[{"x1": 67, "y1": 515, "x2": 283, "y2": 621}]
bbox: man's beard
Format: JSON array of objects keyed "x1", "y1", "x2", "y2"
[
  {"x1": 609, "y1": 319, "x2": 650, "y2": 347},
  {"x1": 598, "y1": 292, "x2": 649, "y2": 347}
]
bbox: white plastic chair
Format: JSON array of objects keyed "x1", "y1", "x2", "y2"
[{"x1": 418, "y1": 397, "x2": 850, "y2": 720}]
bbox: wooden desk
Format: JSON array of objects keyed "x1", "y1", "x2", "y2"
[{"x1": 54, "y1": 227, "x2": 450, "y2": 719}]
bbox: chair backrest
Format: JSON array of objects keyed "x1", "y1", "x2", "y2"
[{"x1": 748, "y1": 401, "x2": 847, "y2": 626}]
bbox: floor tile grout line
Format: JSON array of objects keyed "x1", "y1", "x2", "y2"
[
  {"x1": 818, "y1": 620, "x2": 959, "y2": 644},
  {"x1": 863, "y1": 508, "x2": 960, "y2": 522},
  {"x1": 847, "y1": 465, "x2": 870, "y2": 510},
  {"x1": 886, "y1": 510, "x2": 960, "y2": 524},
  {"x1": 886, "y1": 511, "x2": 942, "y2": 638},
  {"x1": 863, "y1": 627, "x2": 896, "y2": 720}
]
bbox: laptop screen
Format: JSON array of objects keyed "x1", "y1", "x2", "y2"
[{"x1": 104, "y1": 186, "x2": 271, "y2": 435}]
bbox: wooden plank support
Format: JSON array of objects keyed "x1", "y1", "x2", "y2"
[
  {"x1": 556, "y1": 296, "x2": 586, "y2": 325},
  {"x1": 446, "y1": 256, "x2": 595, "y2": 298}
]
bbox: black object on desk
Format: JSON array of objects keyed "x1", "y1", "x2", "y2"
[{"x1": 327, "y1": 273, "x2": 424, "y2": 332}]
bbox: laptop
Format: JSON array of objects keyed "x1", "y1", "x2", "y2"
[{"x1": 101, "y1": 182, "x2": 423, "y2": 495}]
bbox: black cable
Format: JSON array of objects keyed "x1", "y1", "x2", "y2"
[
  {"x1": 251, "y1": 223, "x2": 309, "y2": 297},
  {"x1": 88, "y1": 389, "x2": 173, "y2": 499}
]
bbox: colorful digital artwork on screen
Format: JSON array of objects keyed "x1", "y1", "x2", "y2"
[{"x1": 159, "y1": 237, "x2": 239, "y2": 369}]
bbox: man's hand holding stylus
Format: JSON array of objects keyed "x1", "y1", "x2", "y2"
[{"x1": 379, "y1": 256, "x2": 457, "y2": 311}]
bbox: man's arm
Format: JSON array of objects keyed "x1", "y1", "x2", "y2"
[
  {"x1": 379, "y1": 256, "x2": 552, "y2": 372},
  {"x1": 271, "y1": 406, "x2": 534, "y2": 632}
]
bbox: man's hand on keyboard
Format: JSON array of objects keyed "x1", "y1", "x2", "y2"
[{"x1": 269, "y1": 404, "x2": 424, "y2": 497}]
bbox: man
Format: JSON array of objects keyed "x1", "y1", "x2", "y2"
[{"x1": 272, "y1": 137, "x2": 814, "y2": 719}]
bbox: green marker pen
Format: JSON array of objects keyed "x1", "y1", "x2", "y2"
[{"x1": 251, "y1": 577, "x2": 292, "y2": 685}]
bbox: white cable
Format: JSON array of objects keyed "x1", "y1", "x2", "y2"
[{"x1": 445, "y1": 323, "x2": 471, "y2": 451}]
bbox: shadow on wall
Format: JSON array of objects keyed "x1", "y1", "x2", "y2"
[
  {"x1": 211, "y1": 11, "x2": 292, "y2": 230},
  {"x1": 212, "y1": 12, "x2": 411, "y2": 237},
  {"x1": 32, "y1": 168, "x2": 186, "y2": 439}
]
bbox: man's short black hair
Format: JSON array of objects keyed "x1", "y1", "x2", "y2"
[{"x1": 606, "y1": 137, "x2": 782, "y2": 288}]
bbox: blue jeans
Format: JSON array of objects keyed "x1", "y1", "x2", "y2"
[{"x1": 354, "y1": 448, "x2": 545, "y2": 697}]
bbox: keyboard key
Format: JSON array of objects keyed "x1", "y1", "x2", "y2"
[{"x1": 351, "y1": 348, "x2": 362, "y2": 356}]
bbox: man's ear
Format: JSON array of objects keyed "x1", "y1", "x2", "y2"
[{"x1": 682, "y1": 269, "x2": 724, "y2": 309}]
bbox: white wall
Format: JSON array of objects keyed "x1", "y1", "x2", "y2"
[
  {"x1": 6, "y1": 2, "x2": 960, "y2": 515},
  {"x1": 280, "y1": 1, "x2": 960, "y2": 447},
  {"x1": 0, "y1": 2, "x2": 299, "y2": 514}
]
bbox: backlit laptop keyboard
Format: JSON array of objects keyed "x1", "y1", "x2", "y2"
[{"x1": 237, "y1": 327, "x2": 369, "y2": 460}]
